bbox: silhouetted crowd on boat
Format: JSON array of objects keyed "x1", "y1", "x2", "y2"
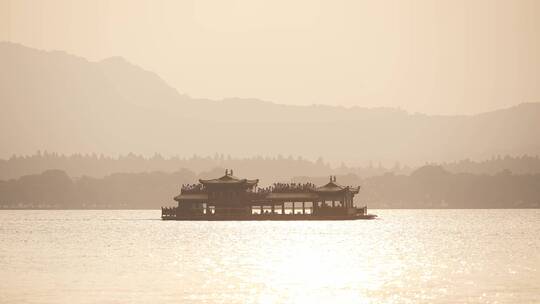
[
  {"x1": 270, "y1": 182, "x2": 317, "y2": 193},
  {"x1": 180, "y1": 182, "x2": 318, "y2": 195},
  {"x1": 254, "y1": 182, "x2": 317, "y2": 194},
  {"x1": 181, "y1": 184, "x2": 203, "y2": 193}
]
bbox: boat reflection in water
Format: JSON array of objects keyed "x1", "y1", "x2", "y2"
[{"x1": 162, "y1": 169, "x2": 376, "y2": 220}]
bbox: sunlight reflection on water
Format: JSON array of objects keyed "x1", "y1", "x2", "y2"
[{"x1": 0, "y1": 210, "x2": 539, "y2": 304}]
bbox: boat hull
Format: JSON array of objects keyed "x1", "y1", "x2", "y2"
[{"x1": 162, "y1": 214, "x2": 377, "y2": 221}]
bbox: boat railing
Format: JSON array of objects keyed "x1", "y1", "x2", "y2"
[
  {"x1": 161, "y1": 206, "x2": 177, "y2": 218},
  {"x1": 355, "y1": 206, "x2": 367, "y2": 215}
]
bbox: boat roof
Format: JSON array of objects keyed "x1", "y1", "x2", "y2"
[
  {"x1": 199, "y1": 170, "x2": 258, "y2": 186},
  {"x1": 316, "y1": 176, "x2": 360, "y2": 194}
]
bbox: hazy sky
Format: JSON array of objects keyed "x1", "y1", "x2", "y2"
[{"x1": 1, "y1": 0, "x2": 539, "y2": 114}]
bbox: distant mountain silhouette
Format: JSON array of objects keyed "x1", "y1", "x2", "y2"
[{"x1": 1, "y1": 42, "x2": 539, "y2": 165}]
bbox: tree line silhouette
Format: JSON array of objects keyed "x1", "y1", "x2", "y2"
[
  {"x1": 1, "y1": 165, "x2": 539, "y2": 209},
  {"x1": 2, "y1": 152, "x2": 540, "y2": 181},
  {"x1": 0, "y1": 151, "x2": 407, "y2": 181}
]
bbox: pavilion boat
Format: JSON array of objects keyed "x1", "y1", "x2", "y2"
[{"x1": 161, "y1": 170, "x2": 377, "y2": 221}]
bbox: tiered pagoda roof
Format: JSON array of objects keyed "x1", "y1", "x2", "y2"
[
  {"x1": 199, "y1": 169, "x2": 258, "y2": 186},
  {"x1": 315, "y1": 176, "x2": 360, "y2": 194}
]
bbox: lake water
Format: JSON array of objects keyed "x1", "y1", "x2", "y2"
[{"x1": 0, "y1": 210, "x2": 539, "y2": 304}]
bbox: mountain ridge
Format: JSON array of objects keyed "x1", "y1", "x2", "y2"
[
  {"x1": 4, "y1": 41, "x2": 537, "y2": 116},
  {"x1": 1, "y1": 41, "x2": 539, "y2": 164}
]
